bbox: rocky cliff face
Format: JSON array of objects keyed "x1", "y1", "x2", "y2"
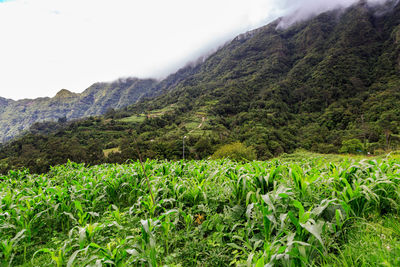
[{"x1": 0, "y1": 78, "x2": 157, "y2": 142}]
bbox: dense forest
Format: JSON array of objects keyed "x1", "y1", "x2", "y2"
[{"x1": 1, "y1": 1, "x2": 400, "y2": 173}]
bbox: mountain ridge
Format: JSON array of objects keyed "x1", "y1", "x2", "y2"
[
  {"x1": 0, "y1": 77, "x2": 160, "y2": 142},
  {"x1": 0, "y1": 51, "x2": 207, "y2": 143},
  {"x1": 1, "y1": 0, "x2": 400, "y2": 173},
  {"x1": 54, "y1": 89, "x2": 77, "y2": 99}
]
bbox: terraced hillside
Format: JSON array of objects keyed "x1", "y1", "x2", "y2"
[{"x1": 1, "y1": 1, "x2": 400, "y2": 173}]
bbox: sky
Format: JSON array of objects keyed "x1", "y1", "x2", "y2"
[{"x1": 0, "y1": 0, "x2": 395, "y2": 100}]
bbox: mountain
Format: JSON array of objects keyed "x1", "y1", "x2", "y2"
[
  {"x1": 1, "y1": 0, "x2": 400, "y2": 173},
  {"x1": 0, "y1": 78, "x2": 158, "y2": 142},
  {"x1": 0, "y1": 54, "x2": 205, "y2": 143}
]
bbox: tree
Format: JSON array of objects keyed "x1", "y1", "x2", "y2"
[
  {"x1": 339, "y1": 139, "x2": 363, "y2": 154},
  {"x1": 211, "y1": 142, "x2": 256, "y2": 161},
  {"x1": 377, "y1": 111, "x2": 399, "y2": 150},
  {"x1": 194, "y1": 136, "x2": 213, "y2": 159}
]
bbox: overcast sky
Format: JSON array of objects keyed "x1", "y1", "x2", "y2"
[{"x1": 0, "y1": 0, "x2": 394, "y2": 100}]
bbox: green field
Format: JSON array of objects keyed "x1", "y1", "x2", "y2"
[
  {"x1": 0, "y1": 156, "x2": 399, "y2": 266},
  {"x1": 118, "y1": 114, "x2": 146, "y2": 124},
  {"x1": 119, "y1": 105, "x2": 177, "y2": 124},
  {"x1": 103, "y1": 147, "x2": 121, "y2": 158}
]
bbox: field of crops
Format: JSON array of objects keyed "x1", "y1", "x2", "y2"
[{"x1": 1, "y1": 156, "x2": 400, "y2": 266}]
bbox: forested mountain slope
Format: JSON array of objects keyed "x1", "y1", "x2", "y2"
[
  {"x1": 1, "y1": 0, "x2": 400, "y2": 173},
  {"x1": 0, "y1": 78, "x2": 160, "y2": 142}
]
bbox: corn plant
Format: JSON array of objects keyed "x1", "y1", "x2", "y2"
[
  {"x1": 0, "y1": 157, "x2": 398, "y2": 266},
  {"x1": 0, "y1": 229, "x2": 25, "y2": 266}
]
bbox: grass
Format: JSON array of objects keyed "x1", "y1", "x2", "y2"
[
  {"x1": 183, "y1": 121, "x2": 201, "y2": 131},
  {"x1": 322, "y1": 215, "x2": 400, "y2": 266},
  {"x1": 103, "y1": 147, "x2": 121, "y2": 157},
  {"x1": 118, "y1": 105, "x2": 176, "y2": 124},
  {"x1": 181, "y1": 113, "x2": 210, "y2": 136},
  {"x1": 278, "y1": 149, "x2": 400, "y2": 162},
  {"x1": 118, "y1": 114, "x2": 146, "y2": 123},
  {"x1": 148, "y1": 105, "x2": 176, "y2": 117},
  {"x1": 0, "y1": 157, "x2": 399, "y2": 266}
]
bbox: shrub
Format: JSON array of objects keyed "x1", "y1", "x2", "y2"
[
  {"x1": 211, "y1": 142, "x2": 256, "y2": 161},
  {"x1": 339, "y1": 139, "x2": 363, "y2": 154},
  {"x1": 312, "y1": 143, "x2": 338, "y2": 154}
]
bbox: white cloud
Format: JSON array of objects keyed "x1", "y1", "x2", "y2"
[
  {"x1": 0, "y1": 0, "x2": 396, "y2": 100},
  {"x1": 276, "y1": 0, "x2": 398, "y2": 28}
]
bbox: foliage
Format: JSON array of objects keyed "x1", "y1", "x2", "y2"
[
  {"x1": 1, "y1": 2, "x2": 400, "y2": 173},
  {"x1": 339, "y1": 138, "x2": 364, "y2": 154},
  {"x1": 0, "y1": 156, "x2": 399, "y2": 266},
  {"x1": 0, "y1": 78, "x2": 158, "y2": 142},
  {"x1": 323, "y1": 215, "x2": 400, "y2": 266},
  {"x1": 211, "y1": 142, "x2": 257, "y2": 161}
]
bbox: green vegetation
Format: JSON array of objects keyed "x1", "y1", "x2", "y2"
[
  {"x1": 0, "y1": 155, "x2": 399, "y2": 266},
  {"x1": 118, "y1": 114, "x2": 146, "y2": 124},
  {"x1": 103, "y1": 147, "x2": 121, "y2": 158},
  {"x1": 2, "y1": 2, "x2": 400, "y2": 173},
  {"x1": 211, "y1": 142, "x2": 257, "y2": 161},
  {"x1": 339, "y1": 139, "x2": 364, "y2": 154},
  {"x1": 324, "y1": 215, "x2": 400, "y2": 266},
  {"x1": 2, "y1": 3, "x2": 400, "y2": 265},
  {"x1": 0, "y1": 78, "x2": 157, "y2": 142}
]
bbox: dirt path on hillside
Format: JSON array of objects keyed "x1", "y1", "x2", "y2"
[{"x1": 188, "y1": 116, "x2": 205, "y2": 134}]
